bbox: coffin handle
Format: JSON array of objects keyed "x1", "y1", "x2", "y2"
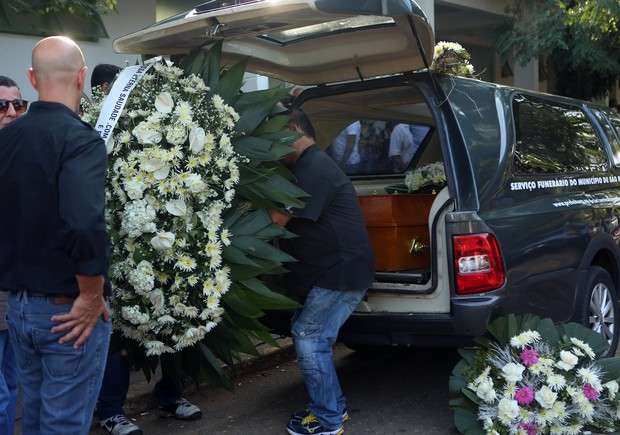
[{"x1": 409, "y1": 237, "x2": 429, "y2": 256}]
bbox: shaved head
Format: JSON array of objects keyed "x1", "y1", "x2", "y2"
[
  {"x1": 28, "y1": 36, "x2": 88, "y2": 112},
  {"x1": 32, "y1": 36, "x2": 85, "y2": 84}
]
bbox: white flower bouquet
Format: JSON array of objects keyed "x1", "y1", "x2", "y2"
[
  {"x1": 82, "y1": 44, "x2": 304, "y2": 382},
  {"x1": 450, "y1": 314, "x2": 620, "y2": 435},
  {"x1": 404, "y1": 161, "x2": 446, "y2": 193},
  {"x1": 431, "y1": 41, "x2": 477, "y2": 78}
]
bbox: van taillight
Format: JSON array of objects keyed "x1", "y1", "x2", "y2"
[{"x1": 453, "y1": 233, "x2": 505, "y2": 295}]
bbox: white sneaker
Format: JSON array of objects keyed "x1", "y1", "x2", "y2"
[
  {"x1": 158, "y1": 397, "x2": 202, "y2": 420},
  {"x1": 100, "y1": 414, "x2": 142, "y2": 435}
]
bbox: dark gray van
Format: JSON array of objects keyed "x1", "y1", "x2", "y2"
[{"x1": 114, "y1": 0, "x2": 620, "y2": 355}]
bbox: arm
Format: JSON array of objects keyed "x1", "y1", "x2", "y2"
[
  {"x1": 51, "y1": 274, "x2": 110, "y2": 348},
  {"x1": 271, "y1": 209, "x2": 293, "y2": 227},
  {"x1": 50, "y1": 132, "x2": 110, "y2": 348},
  {"x1": 340, "y1": 134, "x2": 356, "y2": 166},
  {"x1": 391, "y1": 155, "x2": 406, "y2": 172}
]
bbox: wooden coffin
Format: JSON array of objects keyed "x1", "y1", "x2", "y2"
[{"x1": 358, "y1": 194, "x2": 435, "y2": 272}]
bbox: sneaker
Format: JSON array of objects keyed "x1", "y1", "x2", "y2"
[
  {"x1": 286, "y1": 413, "x2": 344, "y2": 435},
  {"x1": 290, "y1": 408, "x2": 349, "y2": 423},
  {"x1": 158, "y1": 398, "x2": 202, "y2": 420},
  {"x1": 100, "y1": 414, "x2": 142, "y2": 435}
]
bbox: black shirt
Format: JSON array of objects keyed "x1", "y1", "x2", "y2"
[
  {"x1": 0, "y1": 101, "x2": 111, "y2": 296},
  {"x1": 280, "y1": 144, "x2": 375, "y2": 300}
]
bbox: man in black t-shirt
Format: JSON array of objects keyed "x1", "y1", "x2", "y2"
[{"x1": 271, "y1": 108, "x2": 375, "y2": 435}]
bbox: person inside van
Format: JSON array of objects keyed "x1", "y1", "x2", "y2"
[{"x1": 389, "y1": 123, "x2": 428, "y2": 172}]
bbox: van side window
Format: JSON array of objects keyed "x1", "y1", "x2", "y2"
[
  {"x1": 513, "y1": 94, "x2": 608, "y2": 174},
  {"x1": 598, "y1": 110, "x2": 620, "y2": 167}
]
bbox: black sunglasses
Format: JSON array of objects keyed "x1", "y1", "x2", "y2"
[{"x1": 0, "y1": 99, "x2": 28, "y2": 115}]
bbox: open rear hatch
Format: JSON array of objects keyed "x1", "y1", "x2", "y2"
[{"x1": 113, "y1": 0, "x2": 434, "y2": 86}]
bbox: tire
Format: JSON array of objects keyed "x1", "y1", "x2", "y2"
[{"x1": 579, "y1": 266, "x2": 619, "y2": 357}]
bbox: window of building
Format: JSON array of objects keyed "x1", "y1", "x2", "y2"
[
  {"x1": 0, "y1": 2, "x2": 108, "y2": 42},
  {"x1": 513, "y1": 94, "x2": 608, "y2": 174}
]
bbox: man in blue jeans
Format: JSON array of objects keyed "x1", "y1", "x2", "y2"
[
  {"x1": 270, "y1": 107, "x2": 375, "y2": 435},
  {"x1": 0, "y1": 36, "x2": 111, "y2": 434}
]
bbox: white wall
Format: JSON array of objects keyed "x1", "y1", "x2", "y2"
[{"x1": 0, "y1": 0, "x2": 156, "y2": 102}]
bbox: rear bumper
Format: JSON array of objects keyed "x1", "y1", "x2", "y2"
[{"x1": 337, "y1": 294, "x2": 502, "y2": 348}]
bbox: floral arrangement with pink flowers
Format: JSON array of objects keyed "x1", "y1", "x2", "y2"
[{"x1": 450, "y1": 314, "x2": 620, "y2": 435}]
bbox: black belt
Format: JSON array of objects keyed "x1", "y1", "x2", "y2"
[{"x1": 11, "y1": 290, "x2": 77, "y2": 304}]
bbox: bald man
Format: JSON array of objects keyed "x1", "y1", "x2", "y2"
[{"x1": 0, "y1": 36, "x2": 111, "y2": 434}]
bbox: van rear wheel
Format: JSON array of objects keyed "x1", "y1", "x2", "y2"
[{"x1": 579, "y1": 266, "x2": 619, "y2": 357}]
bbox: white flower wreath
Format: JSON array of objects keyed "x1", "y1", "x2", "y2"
[{"x1": 83, "y1": 62, "x2": 242, "y2": 355}]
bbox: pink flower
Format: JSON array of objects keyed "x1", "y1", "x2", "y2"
[
  {"x1": 515, "y1": 386, "x2": 534, "y2": 405},
  {"x1": 518, "y1": 422, "x2": 537, "y2": 435},
  {"x1": 519, "y1": 348, "x2": 539, "y2": 367},
  {"x1": 583, "y1": 383, "x2": 600, "y2": 401}
]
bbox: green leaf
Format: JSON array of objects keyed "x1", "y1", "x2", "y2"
[
  {"x1": 228, "y1": 209, "x2": 273, "y2": 236},
  {"x1": 204, "y1": 40, "x2": 223, "y2": 92},
  {"x1": 223, "y1": 285, "x2": 265, "y2": 318},
  {"x1": 196, "y1": 341, "x2": 233, "y2": 390},
  {"x1": 216, "y1": 57, "x2": 249, "y2": 104},
  {"x1": 231, "y1": 235, "x2": 295, "y2": 262},
  {"x1": 452, "y1": 407, "x2": 483, "y2": 434},
  {"x1": 536, "y1": 317, "x2": 560, "y2": 346},
  {"x1": 449, "y1": 359, "x2": 470, "y2": 394},
  {"x1": 235, "y1": 98, "x2": 286, "y2": 134},
  {"x1": 222, "y1": 244, "x2": 261, "y2": 267},
  {"x1": 596, "y1": 357, "x2": 620, "y2": 382}
]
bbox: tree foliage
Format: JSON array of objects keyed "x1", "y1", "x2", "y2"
[
  {"x1": 495, "y1": 0, "x2": 620, "y2": 100},
  {"x1": 9, "y1": 0, "x2": 117, "y2": 21}
]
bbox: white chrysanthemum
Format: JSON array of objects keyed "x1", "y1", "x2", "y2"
[
  {"x1": 185, "y1": 173, "x2": 206, "y2": 193},
  {"x1": 157, "y1": 315, "x2": 175, "y2": 324},
  {"x1": 144, "y1": 340, "x2": 174, "y2": 356},
  {"x1": 174, "y1": 255, "x2": 196, "y2": 272},
  {"x1": 221, "y1": 228, "x2": 232, "y2": 246},
  {"x1": 550, "y1": 400, "x2": 567, "y2": 420},
  {"x1": 212, "y1": 94, "x2": 224, "y2": 109},
  {"x1": 604, "y1": 380, "x2": 619, "y2": 399},
  {"x1": 577, "y1": 367, "x2": 601, "y2": 389},
  {"x1": 174, "y1": 101, "x2": 193, "y2": 126},
  {"x1": 509, "y1": 330, "x2": 541, "y2": 349},
  {"x1": 570, "y1": 337, "x2": 596, "y2": 359},
  {"x1": 546, "y1": 373, "x2": 567, "y2": 391},
  {"x1": 206, "y1": 295, "x2": 220, "y2": 310}
]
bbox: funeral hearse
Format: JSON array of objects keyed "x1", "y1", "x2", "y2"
[{"x1": 114, "y1": 0, "x2": 620, "y2": 355}]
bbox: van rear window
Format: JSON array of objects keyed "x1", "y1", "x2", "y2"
[{"x1": 513, "y1": 94, "x2": 607, "y2": 174}]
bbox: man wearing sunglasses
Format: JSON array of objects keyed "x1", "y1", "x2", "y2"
[
  {"x1": 0, "y1": 76, "x2": 27, "y2": 129},
  {"x1": 0, "y1": 74, "x2": 25, "y2": 435},
  {"x1": 0, "y1": 36, "x2": 111, "y2": 434}
]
